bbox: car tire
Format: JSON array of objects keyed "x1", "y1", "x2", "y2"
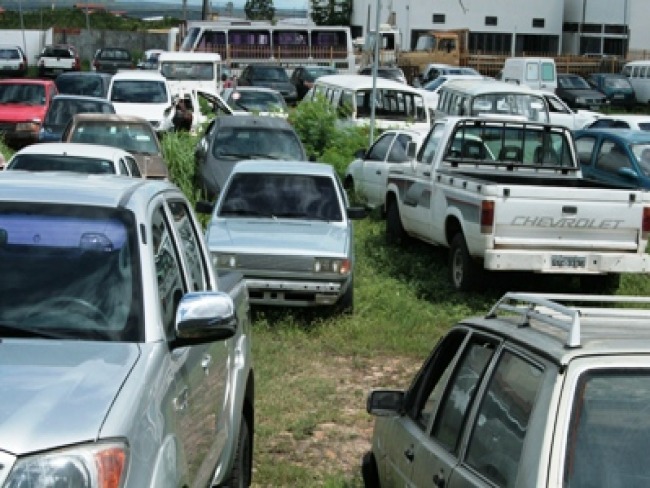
[
  {"x1": 385, "y1": 200, "x2": 407, "y2": 245},
  {"x1": 449, "y1": 233, "x2": 482, "y2": 291},
  {"x1": 361, "y1": 451, "x2": 381, "y2": 488},
  {"x1": 219, "y1": 416, "x2": 252, "y2": 488},
  {"x1": 337, "y1": 278, "x2": 354, "y2": 315}
]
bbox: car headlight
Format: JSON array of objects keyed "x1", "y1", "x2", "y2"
[
  {"x1": 4, "y1": 441, "x2": 128, "y2": 488},
  {"x1": 313, "y1": 257, "x2": 351, "y2": 275},
  {"x1": 213, "y1": 252, "x2": 237, "y2": 269},
  {"x1": 575, "y1": 97, "x2": 586, "y2": 104},
  {"x1": 16, "y1": 120, "x2": 40, "y2": 131}
]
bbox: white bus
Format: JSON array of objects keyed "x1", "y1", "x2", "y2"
[
  {"x1": 305, "y1": 74, "x2": 432, "y2": 131},
  {"x1": 158, "y1": 51, "x2": 224, "y2": 95},
  {"x1": 622, "y1": 60, "x2": 650, "y2": 104},
  {"x1": 178, "y1": 21, "x2": 356, "y2": 73}
]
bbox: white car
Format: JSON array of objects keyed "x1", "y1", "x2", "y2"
[
  {"x1": 419, "y1": 74, "x2": 485, "y2": 112},
  {"x1": 221, "y1": 86, "x2": 289, "y2": 118},
  {"x1": 4, "y1": 142, "x2": 143, "y2": 177},
  {"x1": 108, "y1": 70, "x2": 175, "y2": 133},
  {"x1": 536, "y1": 90, "x2": 601, "y2": 130},
  {"x1": 344, "y1": 127, "x2": 428, "y2": 212},
  {"x1": 584, "y1": 114, "x2": 650, "y2": 131}
]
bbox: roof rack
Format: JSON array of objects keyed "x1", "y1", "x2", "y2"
[{"x1": 486, "y1": 293, "x2": 650, "y2": 348}]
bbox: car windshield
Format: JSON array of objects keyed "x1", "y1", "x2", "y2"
[
  {"x1": 212, "y1": 127, "x2": 304, "y2": 160},
  {"x1": 70, "y1": 121, "x2": 160, "y2": 155},
  {"x1": 559, "y1": 75, "x2": 590, "y2": 89},
  {"x1": 160, "y1": 61, "x2": 214, "y2": 80},
  {"x1": 56, "y1": 76, "x2": 107, "y2": 97},
  {"x1": 227, "y1": 91, "x2": 287, "y2": 112},
  {"x1": 252, "y1": 67, "x2": 289, "y2": 82},
  {"x1": 111, "y1": 80, "x2": 168, "y2": 103},
  {"x1": 45, "y1": 99, "x2": 114, "y2": 126},
  {"x1": 8, "y1": 154, "x2": 116, "y2": 174},
  {"x1": 304, "y1": 67, "x2": 337, "y2": 81},
  {"x1": 0, "y1": 48, "x2": 20, "y2": 60},
  {"x1": 423, "y1": 77, "x2": 448, "y2": 91},
  {"x1": 565, "y1": 370, "x2": 650, "y2": 487},
  {"x1": 219, "y1": 173, "x2": 343, "y2": 221},
  {"x1": 43, "y1": 46, "x2": 73, "y2": 58},
  {"x1": 0, "y1": 203, "x2": 143, "y2": 341},
  {"x1": 0, "y1": 83, "x2": 45, "y2": 105},
  {"x1": 605, "y1": 76, "x2": 633, "y2": 89}
]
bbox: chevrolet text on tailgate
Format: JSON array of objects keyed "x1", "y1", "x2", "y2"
[{"x1": 385, "y1": 116, "x2": 650, "y2": 291}]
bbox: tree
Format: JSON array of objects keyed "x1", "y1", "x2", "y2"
[
  {"x1": 310, "y1": 0, "x2": 352, "y2": 26},
  {"x1": 244, "y1": 0, "x2": 275, "y2": 21}
]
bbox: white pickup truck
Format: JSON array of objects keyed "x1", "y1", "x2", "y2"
[{"x1": 385, "y1": 116, "x2": 650, "y2": 291}]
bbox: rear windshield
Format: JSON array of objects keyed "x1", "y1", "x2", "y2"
[
  {"x1": 0, "y1": 203, "x2": 143, "y2": 342},
  {"x1": 0, "y1": 48, "x2": 21, "y2": 60},
  {"x1": 0, "y1": 83, "x2": 46, "y2": 105},
  {"x1": 252, "y1": 66, "x2": 289, "y2": 82},
  {"x1": 99, "y1": 49, "x2": 131, "y2": 60},
  {"x1": 45, "y1": 99, "x2": 115, "y2": 125},
  {"x1": 8, "y1": 154, "x2": 116, "y2": 174},
  {"x1": 70, "y1": 121, "x2": 160, "y2": 155},
  {"x1": 56, "y1": 76, "x2": 109, "y2": 97},
  {"x1": 111, "y1": 80, "x2": 168, "y2": 104},
  {"x1": 160, "y1": 61, "x2": 214, "y2": 80},
  {"x1": 211, "y1": 126, "x2": 304, "y2": 161},
  {"x1": 43, "y1": 46, "x2": 74, "y2": 58}
]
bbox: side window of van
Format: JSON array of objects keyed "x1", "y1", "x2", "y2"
[
  {"x1": 526, "y1": 62, "x2": 540, "y2": 82},
  {"x1": 339, "y1": 90, "x2": 353, "y2": 117},
  {"x1": 314, "y1": 84, "x2": 327, "y2": 98},
  {"x1": 541, "y1": 62, "x2": 555, "y2": 82}
]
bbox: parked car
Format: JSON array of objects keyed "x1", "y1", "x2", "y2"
[
  {"x1": 587, "y1": 72, "x2": 636, "y2": 108},
  {"x1": 534, "y1": 90, "x2": 601, "y2": 130},
  {"x1": 358, "y1": 66, "x2": 407, "y2": 84},
  {"x1": 205, "y1": 160, "x2": 366, "y2": 312},
  {"x1": 0, "y1": 78, "x2": 58, "y2": 148},
  {"x1": 237, "y1": 64, "x2": 298, "y2": 104},
  {"x1": 62, "y1": 113, "x2": 169, "y2": 180},
  {"x1": 92, "y1": 47, "x2": 134, "y2": 74},
  {"x1": 345, "y1": 127, "x2": 428, "y2": 212},
  {"x1": 0, "y1": 44, "x2": 28, "y2": 78},
  {"x1": 54, "y1": 71, "x2": 113, "y2": 98},
  {"x1": 363, "y1": 292, "x2": 650, "y2": 487},
  {"x1": 39, "y1": 94, "x2": 115, "y2": 142},
  {"x1": 37, "y1": 44, "x2": 80, "y2": 78},
  {"x1": 5, "y1": 142, "x2": 142, "y2": 177},
  {"x1": 0, "y1": 170, "x2": 254, "y2": 487},
  {"x1": 584, "y1": 114, "x2": 650, "y2": 131},
  {"x1": 574, "y1": 128, "x2": 650, "y2": 189},
  {"x1": 556, "y1": 73, "x2": 608, "y2": 110},
  {"x1": 194, "y1": 115, "x2": 307, "y2": 200},
  {"x1": 107, "y1": 70, "x2": 175, "y2": 134},
  {"x1": 416, "y1": 63, "x2": 480, "y2": 86},
  {"x1": 419, "y1": 73, "x2": 484, "y2": 112},
  {"x1": 221, "y1": 86, "x2": 289, "y2": 117},
  {"x1": 290, "y1": 65, "x2": 337, "y2": 100}
]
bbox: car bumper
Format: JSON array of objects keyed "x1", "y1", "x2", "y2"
[
  {"x1": 0, "y1": 126, "x2": 40, "y2": 148},
  {"x1": 244, "y1": 277, "x2": 349, "y2": 307}
]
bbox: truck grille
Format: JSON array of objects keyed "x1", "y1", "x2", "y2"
[{"x1": 237, "y1": 254, "x2": 313, "y2": 272}]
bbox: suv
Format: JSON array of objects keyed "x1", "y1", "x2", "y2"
[
  {"x1": 0, "y1": 171, "x2": 254, "y2": 487},
  {"x1": 363, "y1": 292, "x2": 650, "y2": 487},
  {"x1": 93, "y1": 47, "x2": 134, "y2": 74},
  {"x1": 37, "y1": 44, "x2": 80, "y2": 78},
  {"x1": 238, "y1": 64, "x2": 298, "y2": 104},
  {"x1": 0, "y1": 44, "x2": 28, "y2": 78}
]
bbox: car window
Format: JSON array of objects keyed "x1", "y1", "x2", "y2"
[
  {"x1": 431, "y1": 337, "x2": 497, "y2": 452},
  {"x1": 367, "y1": 133, "x2": 394, "y2": 161},
  {"x1": 151, "y1": 205, "x2": 186, "y2": 339},
  {"x1": 419, "y1": 123, "x2": 446, "y2": 165},
  {"x1": 575, "y1": 137, "x2": 596, "y2": 166},
  {"x1": 388, "y1": 133, "x2": 413, "y2": 162},
  {"x1": 465, "y1": 350, "x2": 543, "y2": 487},
  {"x1": 0, "y1": 202, "x2": 142, "y2": 341},
  {"x1": 111, "y1": 80, "x2": 167, "y2": 104},
  {"x1": 125, "y1": 155, "x2": 142, "y2": 177},
  {"x1": 71, "y1": 121, "x2": 160, "y2": 155},
  {"x1": 0, "y1": 83, "x2": 45, "y2": 105},
  {"x1": 595, "y1": 141, "x2": 631, "y2": 174},
  {"x1": 118, "y1": 158, "x2": 129, "y2": 175},
  {"x1": 167, "y1": 200, "x2": 208, "y2": 291},
  {"x1": 8, "y1": 154, "x2": 116, "y2": 174},
  {"x1": 212, "y1": 127, "x2": 304, "y2": 161}
]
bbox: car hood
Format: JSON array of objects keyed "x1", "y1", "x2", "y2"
[
  {"x1": 0, "y1": 104, "x2": 47, "y2": 123},
  {"x1": 208, "y1": 219, "x2": 349, "y2": 256},
  {"x1": 0, "y1": 341, "x2": 140, "y2": 455},
  {"x1": 132, "y1": 153, "x2": 169, "y2": 179}
]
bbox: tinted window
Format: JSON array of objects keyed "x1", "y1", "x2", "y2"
[
  {"x1": 8, "y1": 154, "x2": 116, "y2": 174},
  {"x1": 0, "y1": 83, "x2": 45, "y2": 105},
  {"x1": 211, "y1": 127, "x2": 304, "y2": 161},
  {"x1": 111, "y1": 80, "x2": 168, "y2": 104},
  {"x1": 56, "y1": 75, "x2": 109, "y2": 98},
  {"x1": 168, "y1": 200, "x2": 208, "y2": 291},
  {"x1": 70, "y1": 121, "x2": 160, "y2": 155}
]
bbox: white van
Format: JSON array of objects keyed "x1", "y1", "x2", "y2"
[
  {"x1": 435, "y1": 79, "x2": 550, "y2": 123},
  {"x1": 500, "y1": 57, "x2": 557, "y2": 93},
  {"x1": 158, "y1": 51, "x2": 224, "y2": 96},
  {"x1": 622, "y1": 60, "x2": 650, "y2": 104},
  {"x1": 305, "y1": 74, "x2": 432, "y2": 131}
]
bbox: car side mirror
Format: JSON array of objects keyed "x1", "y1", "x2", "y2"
[
  {"x1": 366, "y1": 389, "x2": 405, "y2": 416},
  {"x1": 172, "y1": 292, "x2": 237, "y2": 348},
  {"x1": 354, "y1": 148, "x2": 366, "y2": 159}
]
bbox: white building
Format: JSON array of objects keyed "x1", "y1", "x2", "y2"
[{"x1": 350, "y1": 0, "x2": 648, "y2": 57}]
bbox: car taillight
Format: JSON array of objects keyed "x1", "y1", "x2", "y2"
[
  {"x1": 481, "y1": 200, "x2": 495, "y2": 234},
  {"x1": 642, "y1": 207, "x2": 650, "y2": 240}
]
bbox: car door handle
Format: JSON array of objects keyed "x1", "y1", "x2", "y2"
[
  {"x1": 403, "y1": 447, "x2": 415, "y2": 462},
  {"x1": 173, "y1": 386, "x2": 189, "y2": 411}
]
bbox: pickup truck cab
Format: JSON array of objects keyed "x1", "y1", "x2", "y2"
[
  {"x1": 385, "y1": 116, "x2": 650, "y2": 291},
  {"x1": 0, "y1": 172, "x2": 254, "y2": 487},
  {"x1": 37, "y1": 44, "x2": 80, "y2": 78}
]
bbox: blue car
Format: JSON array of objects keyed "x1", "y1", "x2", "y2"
[
  {"x1": 39, "y1": 94, "x2": 115, "y2": 142},
  {"x1": 574, "y1": 128, "x2": 650, "y2": 189},
  {"x1": 587, "y1": 73, "x2": 637, "y2": 109}
]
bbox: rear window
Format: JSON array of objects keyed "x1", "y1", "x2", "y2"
[
  {"x1": 8, "y1": 154, "x2": 116, "y2": 174},
  {"x1": 100, "y1": 49, "x2": 131, "y2": 60},
  {"x1": 111, "y1": 80, "x2": 168, "y2": 103},
  {"x1": 43, "y1": 46, "x2": 74, "y2": 58},
  {"x1": 252, "y1": 66, "x2": 289, "y2": 82},
  {"x1": 211, "y1": 126, "x2": 304, "y2": 161},
  {"x1": 0, "y1": 48, "x2": 21, "y2": 60},
  {"x1": 56, "y1": 76, "x2": 108, "y2": 97}
]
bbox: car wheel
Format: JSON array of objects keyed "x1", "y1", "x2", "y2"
[
  {"x1": 337, "y1": 278, "x2": 354, "y2": 315},
  {"x1": 449, "y1": 233, "x2": 482, "y2": 291},
  {"x1": 219, "y1": 416, "x2": 252, "y2": 488},
  {"x1": 385, "y1": 200, "x2": 407, "y2": 245},
  {"x1": 579, "y1": 274, "x2": 621, "y2": 294},
  {"x1": 361, "y1": 451, "x2": 381, "y2": 488}
]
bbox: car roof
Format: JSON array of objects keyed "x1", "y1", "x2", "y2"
[
  {"x1": 110, "y1": 70, "x2": 166, "y2": 81},
  {"x1": 158, "y1": 51, "x2": 221, "y2": 62},
  {"x1": 315, "y1": 74, "x2": 421, "y2": 92},
  {"x1": 232, "y1": 160, "x2": 332, "y2": 176},
  {"x1": 575, "y1": 128, "x2": 650, "y2": 143},
  {"x1": 215, "y1": 114, "x2": 293, "y2": 129},
  {"x1": 10, "y1": 142, "x2": 131, "y2": 159},
  {"x1": 0, "y1": 171, "x2": 173, "y2": 209},
  {"x1": 441, "y1": 78, "x2": 533, "y2": 95},
  {"x1": 461, "y1": 293, "x2": 650, "y2": 366}
]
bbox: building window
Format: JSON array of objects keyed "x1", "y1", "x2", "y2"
[
  {"x1": 582, "y1": 23, "x2": 603, "y2": 34},
  {"x1": 604, "y1": 24, "x2": 627, "y2": 34},
  {"x1": 433, "y1": 13, "x2": 445, "y2": 24},
  {"x1": 563, "y1": 22, "x2": 579, "y2": 33},
  {"x1": 532, "y1": 18, "x2": 545, "y2": 28},
  {"x1": 485, "y1": 16, "x2": 497, "y2": 26}
]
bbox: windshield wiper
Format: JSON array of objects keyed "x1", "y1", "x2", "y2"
[
  {"x1": 272, "y1": 211, "x2": 308, "y2": 218},
  {"x1": 0, "y1": 321, "x2": 69, "y2": 339}
]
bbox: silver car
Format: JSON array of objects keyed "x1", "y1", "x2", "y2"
[
  {"x1": 0, "y1": 172, "x2": 254, "y2": 487},
  {"x1": 205, "y1": 160, "x2": 366, "y2": 312}
]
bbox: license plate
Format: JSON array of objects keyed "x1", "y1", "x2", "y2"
[{"x1": 551, "y1": 255, "x2": 586, "y2": 268}]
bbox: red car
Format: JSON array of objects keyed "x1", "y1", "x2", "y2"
[{"x1": 0, "y1": 78, "x2": 57, "y2": 148}]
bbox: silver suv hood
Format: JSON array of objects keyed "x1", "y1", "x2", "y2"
[{"x1": 0, "y1": 341, "x2": 139, "y2": 455}]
